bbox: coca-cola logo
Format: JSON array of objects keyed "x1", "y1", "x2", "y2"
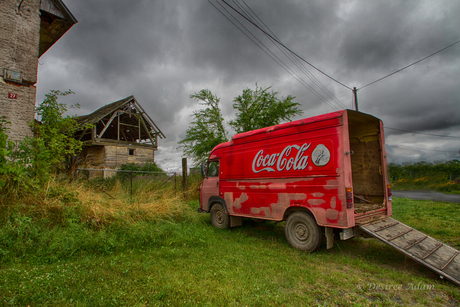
[{"x1": 252, "y1": 143, "x2": 330, "y2": 173}]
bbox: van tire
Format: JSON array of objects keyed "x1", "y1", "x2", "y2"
[
  {"x1": 285, "y1": 212, "x2": 322, "y2": 252},
  {"x1": 210, "y1": 203, "x2": 229, "y2": 229}
]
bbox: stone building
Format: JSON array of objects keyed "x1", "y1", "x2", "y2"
[
  {"x1": 74, "y1": 95, "x2": 165, "y2": 173},
  {"x1": 0, "y1": 0, "x2": 76, "y2": 141}
]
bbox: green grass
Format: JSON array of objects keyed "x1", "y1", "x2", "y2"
[
  {"x1": 392, "y1": 198, "x2": 460, "y2": 249},
  {"x1": 1, "y1": 198, "x2": 460, "y2": 306}
]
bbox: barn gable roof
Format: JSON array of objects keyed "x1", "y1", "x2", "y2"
[{"x1": 75, "y1": 95, "x2": 165, "y2": 148}]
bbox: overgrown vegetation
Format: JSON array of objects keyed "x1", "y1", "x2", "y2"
[
  {"x1": 389, "y1": 161, "x2": 460, "y2": 193},
  {"x1": 0, "y1": 90, "x2": 88, "y2": 206}
]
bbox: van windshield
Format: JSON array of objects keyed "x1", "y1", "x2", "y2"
[{"x1": 207, "y1": 161, "x2": 219, "y2": 177}]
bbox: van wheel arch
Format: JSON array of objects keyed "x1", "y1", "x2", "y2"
[
  {"x1": 283, "y1": 206, "x2": 316, "y2": 222},
  {"x1": 207, "y1": 197, "x2": 228, "y2": 214}
]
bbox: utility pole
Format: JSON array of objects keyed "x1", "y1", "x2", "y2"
[{"x1": 353, "y1": 87, "x2": 359, "y2": 111}]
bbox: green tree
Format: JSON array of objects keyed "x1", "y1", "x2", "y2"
[
  {"x1": 0, "y1": 90, "x2": 86, "y2": 193},
  {"x1": 229, "y1": 85, "x2": 303, "y2": 133},
  {"x1": 178, "y1": 89, "x2": 228, "y2": 164},
  {"x1": 179, "y1": 86, "x2": 304, "y2": 165},
  {"x1": 32, "y1": 90, "x2": 87, "y2": 173}
]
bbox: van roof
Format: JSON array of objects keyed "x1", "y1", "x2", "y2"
[
  {"x1": 232, "y1": 110, "x2": 346, "y2": 142},
  {"x1": 208, "y1": 109, "x2": 380, "y2": 158}
]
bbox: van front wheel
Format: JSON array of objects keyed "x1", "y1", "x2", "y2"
[
  {"x1": 210, "y1": 203, "x2": 229, "y2": 229},
  {"x1": 285, "y1": 212, "x2": 322, "y2": 252}
]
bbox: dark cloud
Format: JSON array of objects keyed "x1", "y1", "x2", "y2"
[{"x1": 36, "y1": 0, "x2": 460, "y2": 170}]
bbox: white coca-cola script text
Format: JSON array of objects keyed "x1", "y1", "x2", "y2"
[{"x1": 252, "y1": 143, "x2": 311, "y2": 173}]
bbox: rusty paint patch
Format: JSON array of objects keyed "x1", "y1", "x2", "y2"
[
  {"x1": 251, "y1": 207, "x2": 271, "y2": 216},
  {"x1": 312, "y1": 192, "x2": 324, "y2": 198},
  {"x1": 325, "y1": 179, "x2": 339, "y2": 189},
  {"x1": 224, "y1": 192, "x2": 249, "y2": 211},
  {"x1": 270, "y1": 193, "x2": 307, "y2": 219},
  {"x1": 326, "y1": 208, "x2": 339, "y2": 220},
  {"x1": 330, "y1": 196, "x2": 336, "y2": 208},
  {"x1": 250, "y1": 185, "x2": 268, "y2": 189},
  {"x1": 267, "y1": 183, "x2": 287, "y2": 190},
  {"x1": 308, "y1": 198, "x2": 326, "y2": 206}
]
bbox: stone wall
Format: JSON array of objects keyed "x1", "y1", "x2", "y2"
[
  {"x1": 0, "y1": 0, "x2": 41, "y2": 141},
  {"x1": 79, "y1": 145, "x2": 156, "y2": 168}
]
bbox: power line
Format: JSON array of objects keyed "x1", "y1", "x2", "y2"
[
  {"x1": 208, "y1": 0, "x2": 343, "y2": 110},
  {"x1": 386, "y1": 127, "x2": 460, "y2": 139},
  {"x1": 220, "y1": 0, "x2": 353, "y2": 91},
  {"x1": 235, "y1": 0, "x2": 348, "y2": 110},
  {"x1": 359, "y1": 39, "x2": 460, "y2": 90},
  {"x1": 388, "y1": 143, "x2": 459, "y2": 153},
  {"x1": 216, "y1": 0, "x2": 459, "y2": 110}
]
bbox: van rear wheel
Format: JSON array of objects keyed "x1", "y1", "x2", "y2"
[
  {"x1": 285, "y1": 212, "x2": 322, "y2": 252},
  {"x1": 210, "y1": 203, "x2": 229, "y2": 229}
]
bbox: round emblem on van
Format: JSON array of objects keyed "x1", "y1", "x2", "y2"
[{"x1": 312, "y1": 144, "x2": 330, "y2": 167}]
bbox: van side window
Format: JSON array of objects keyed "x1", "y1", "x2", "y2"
[{"x1": 207, "y1": 161, "x2": 219, "y2": 177}]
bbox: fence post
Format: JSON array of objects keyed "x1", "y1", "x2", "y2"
[
  {"x1": 182, "y1": 158, "x2": 187, "y2": 197},
  {"x1": 174, "y1": 172, "x2": 177, "y2": 195},
  {"x1": 130, "y1": 170, "x2": 133, "y2": 197}
]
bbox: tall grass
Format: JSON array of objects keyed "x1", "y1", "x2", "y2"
[{"x1": 0, "y1": 175, "x2": 201, "y2": 265}]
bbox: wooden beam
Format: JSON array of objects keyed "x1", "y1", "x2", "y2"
[
  {"x1": 77, "y1": 128, "x2": 90, "y2": 141},
  {"x1": 90, "y1": 138, "x2": 158, "y2": 149},
  {"x1": 119, "y1": 123, "x2": 139, "y2": 128},
  {"x1": 98, "y1": 111, "x2": 119, "y2": 139},
  {"x1": 135, "y1": 113, "x2": 156, "y2": 146},
  {"x1": 131, "y1": 97, "x2": 165, "y2": 139}
]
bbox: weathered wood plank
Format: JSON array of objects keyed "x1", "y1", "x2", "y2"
[
  {"x1": 443, "y1": 255, "x2": 460, "y2": 280},
  {"x1": 390, "y1": 229, "x2": 427, "y2": 250},
  {"x1": 373, "y1": 223, "x2": 412, "y2": 241},
  {"x1": 424, "y1": 245, "x2": 458, "y2": 270},
  {"x1": 362, "y1": 218, "x2": 399, "y2": 232},
  {"x1": 406, "y1": 237, "x2": 442, "y2": 259}
]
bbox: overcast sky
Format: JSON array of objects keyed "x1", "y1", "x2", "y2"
[{"x1": 36, "y1": 0, "x2": 460, "y2": 171}]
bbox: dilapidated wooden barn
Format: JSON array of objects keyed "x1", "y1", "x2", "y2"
[{"x1": 74, "y1": 95, "x2": 165, "y2": 169}]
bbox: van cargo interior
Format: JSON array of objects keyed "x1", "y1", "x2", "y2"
[{"x1": 348, "y1": 112, "x2": 385, "y2": 214}]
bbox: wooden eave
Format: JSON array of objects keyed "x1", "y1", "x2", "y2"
[{"x1": 39, "y1": 0, "x2": 77, "y2": 57}]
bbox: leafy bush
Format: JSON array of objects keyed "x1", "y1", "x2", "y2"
[
  {"x1": 0, "y1": 90, "x2": 88, "y2": 206},
  {"x1": 116, "y1": 161, "x2": 166, "y2": 181}
]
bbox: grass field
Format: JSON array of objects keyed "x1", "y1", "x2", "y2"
[{"x1": 1, "y1": 193, "x2": 459, "y2": 306}]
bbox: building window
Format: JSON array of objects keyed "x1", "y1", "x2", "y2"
[{"x1": 128, "y1": 149, "x2": 135, "y2": 156}]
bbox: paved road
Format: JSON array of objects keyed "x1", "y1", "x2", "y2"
[{"x1": 393, "y1": 190, "x2": 460, "y2": 203}]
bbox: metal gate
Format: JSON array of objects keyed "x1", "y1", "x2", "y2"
[{"x1": 360, "y1": 217, "x2": 460, "y2": 286}]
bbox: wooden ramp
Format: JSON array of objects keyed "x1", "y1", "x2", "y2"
[{"x1": 360, "y1": 217, "x2": 460, "y2": 286}]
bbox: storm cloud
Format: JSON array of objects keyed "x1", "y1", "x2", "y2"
[{"x1": 36, "y1": 0, "x2": 460, "y2": 170}]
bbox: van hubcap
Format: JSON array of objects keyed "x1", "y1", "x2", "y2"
[
  {"x1": 295, "y1": 224, "x2": 309, "y2": 240},
  {"x1": 215, "y1": 211, "x2": 223, "y2": 223}
]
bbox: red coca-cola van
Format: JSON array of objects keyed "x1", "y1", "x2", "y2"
[{"x1": 198, "y1": 110, "x2": 392, "y2": 252}]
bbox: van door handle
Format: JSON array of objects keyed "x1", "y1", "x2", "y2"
[{"x1": 216, "y1": 181, "x2": 219, "y2": 187}]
